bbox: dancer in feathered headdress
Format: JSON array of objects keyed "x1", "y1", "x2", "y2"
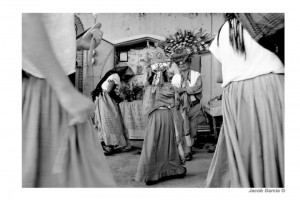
[
  {"x1": 161, "y1": 28, "x2": 213, "y2": 161},
  {"x1": 135, "y1": 47, "x2": 187, "y2": 185}
]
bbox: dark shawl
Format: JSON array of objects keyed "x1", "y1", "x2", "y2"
[{"x1": 235, "y1": 13, "x2": 284, "y2": 64}]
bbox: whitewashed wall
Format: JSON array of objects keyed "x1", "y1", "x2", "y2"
[{"x1": 76, "y1": 13, "x2": 225, "y2": 103}]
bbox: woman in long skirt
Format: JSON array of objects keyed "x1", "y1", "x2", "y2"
[
  {"x1": 23, "y1": 74, "x2": 116, "y2": 187},
  {"x1": 135, "y1": 48, "x2": 186, "y2": 185},
  {"x1": 205, "y1": 13, "x2": 284, "y2": 187},
  {"x1": 92, "y1": 66, "x2": 133, "y2": 154},
  {"x1": 22, "y1": 13, "x2": 116, "y2": 187}
]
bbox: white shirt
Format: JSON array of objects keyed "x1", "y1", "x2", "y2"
[
  {"x1": 209, "y1": 21, "x2": 284, "y2": 88},
  {"x1": 101, "y1": 73, "x2": 121, "y2": 92},
  {"x1": 171, "y1": 70, "x2": 201, "y2": 101},
  {"x1": 22, "y1": 14, "x2": 76, "y2": 78}
]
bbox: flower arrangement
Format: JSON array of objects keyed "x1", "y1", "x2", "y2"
[
  {"x1": 119, "y1": 84, "x2": 133, "y2": 101},
  {"x1": 119, "y1": 81, "x2": 145, "y2": 102},
  {"x1": 159, "y1": 28, "x2": 214, "y2": 57},
  {"x1": 131, "y1": 80, "x2": 144, "y2": 100}
]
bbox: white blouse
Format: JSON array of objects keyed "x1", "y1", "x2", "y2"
[
  {"x1": 101, "y1": 73, "x2": 121, "y2": 92},
  {"x1": 209, "y1": 21, "x2": 284, "y2": 88},
  {"x1": 22, "y1": 14, "x2": 76, "y2": 78}
]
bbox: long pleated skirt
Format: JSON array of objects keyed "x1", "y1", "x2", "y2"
[
  {"x1": 94, "y1": 92, "x2": 127, "y2": 147},
  {"x1": 135, "y1": 109, "x2": 186, "y2": 182},
  {"x1": 205, "y1": 73, "x2": 284, "y2": 188},
  {"x1": 22, "y1": 75, "x2": 116, "y2": 187}
]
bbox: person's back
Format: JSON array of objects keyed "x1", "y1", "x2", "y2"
[
  {"x1": 23, "y1": 14, "x2": 76, "y2": 78},
  {"x1": 22, "y1": 13, "x2": 116, "y2": 187},
  {"x1": 210, "y1": 21, "x2": 284, "y2": 88},
  {"x1": 205, "y1": 14, "x2": 284, "y2": 188}
]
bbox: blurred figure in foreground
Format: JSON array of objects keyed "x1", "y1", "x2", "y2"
[
  {"x1": 22, "y1": 13, "x2": 116, "y2": 187},
  {"x1": 205, "y1": 13, "x2": 284, "y2": 187}
]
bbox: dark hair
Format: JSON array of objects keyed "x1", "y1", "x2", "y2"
[
  {"x1": 217, "y1": 13, "x2": 246, "y2": 58},
  {"x1": 147, "y1": 70, "x2": 169, "y2": 85},
  {"x1": 91, "y1": 66, "x2": 128, "y2": 101}
]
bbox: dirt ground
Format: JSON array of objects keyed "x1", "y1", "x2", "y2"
[{"x1": 105, "y1": 140, "x2": 215, "y2": 188}]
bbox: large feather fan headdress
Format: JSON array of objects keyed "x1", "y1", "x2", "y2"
[{"x1": 158, "y1": 28, "x2": 214, "y2": 62}]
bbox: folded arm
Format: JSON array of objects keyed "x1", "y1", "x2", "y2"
[{"x1": 186, "y1": 75, "x2": 203, "y2": 95}]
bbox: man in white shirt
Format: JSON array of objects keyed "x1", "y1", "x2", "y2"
[{"x1": 171, "y1": 50, "x2": 206, "y2": 161}]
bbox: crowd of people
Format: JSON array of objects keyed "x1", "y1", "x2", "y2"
[{"x1": 22, "y1": 13, "x2": 284, "y2": 188}]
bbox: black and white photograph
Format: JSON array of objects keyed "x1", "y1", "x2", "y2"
[
  {"x1": 1, "y1": 0, "x2": 300, "y2": 200},
  {"x1": 22, "y1": 12, "x2": 284, "y2": 188}
]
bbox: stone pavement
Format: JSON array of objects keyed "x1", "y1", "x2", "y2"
[{"x1": 105, "y1": 140, "x2": 215, "y2": 188}]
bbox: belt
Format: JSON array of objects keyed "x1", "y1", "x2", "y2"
[
  {"x1": 190, "y1": 99, "x2": 200, "y2": 108},
  {"x1": 157, "y1": 106, "x2": 171, "y2": 110}
]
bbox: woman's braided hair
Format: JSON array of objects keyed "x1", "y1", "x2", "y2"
[{"x1": 217, "y1": 13, "x2": 246, "y2": 59}]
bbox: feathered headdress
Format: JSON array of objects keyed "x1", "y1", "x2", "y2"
[{"x1": 159, "y1": 28, "x2": 214, "y2": 62}]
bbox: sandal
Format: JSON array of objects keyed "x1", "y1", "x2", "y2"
[
  {"x1": 103, "y1": 146, "x2": 113, "y2": 155},
  {"x1": 185, "y1": 152, "x2": 193, "y2": 161},
  {"x1": 181, "y1": 167, "x2": 187, "y2": 177},
  {"x1": 123, "y1": 145, "x2": 132, "y2": 152},
  {"x1": 180, "y1": 156, "x2": 186, "y2": 165}
]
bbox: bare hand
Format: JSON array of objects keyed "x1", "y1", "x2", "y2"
[
  {"x1": 58, "y1": 88, "x2": 95, "y2": 126},
  {"x1": 79, "y1": 22, "x2": 103, "y2": 50}
]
